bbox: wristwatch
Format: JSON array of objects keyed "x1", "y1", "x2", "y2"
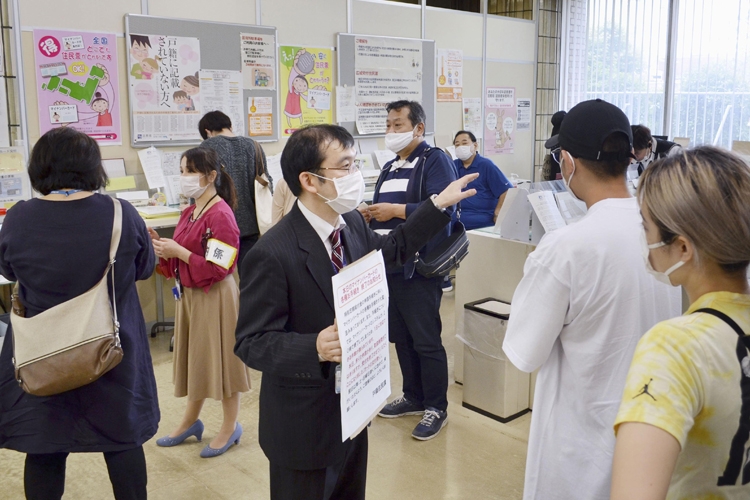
[{"x1": 430, "y1": 194, "x2": 446, "y2": 211}]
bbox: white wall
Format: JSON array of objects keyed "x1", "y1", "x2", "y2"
[
  {"x1": 17, "y1": 0, "x2": 538, "y2": 177},
  {"x1": 15, "y1": 0, "x2": 539, "y2": 321}
]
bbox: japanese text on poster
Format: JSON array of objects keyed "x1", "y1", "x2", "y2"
[
  {"x1": 34, "y1": 30, "x2": 121, "y2": 145},
  {"x1": 355, "y1": 37, "x2": 422, "y2": 72},
  {"x1": 200, "y1": 70, "x2": 245, "y2": 137},
  {"x1": 516, "y1": 98, "x2": 531, "y2": 131},
  {"x1": 353, "y1": 37, "x2": 423, "y2": 135},
  {"x1": 437, "y1": 49, "x2": 462, "y2": 102},
  {"x1": 241, "y1": 33, "x2": 275, "y2": 90},
  {"x1": 356, "y1": 102, "x2": 388, "y2": 135},
  {"x1": 279, "y1": 46, "x2": 333, "y2": 137},
  {"x1": 336, "y1": 86, "x2": 356, "y2": 123},
  {"x1": 248, "y1": 97, "x2": 273, "y2": 137},
  {"x1": 127, "y1": 34, "x2": 202, "y2": 143},
  {"x1": 462, "y1": 97, "x2": 482, "y2": 139},
  {"x1": 333, "y1": 251, "x2": 391, "y2": 442},
  {"x1": 355, "y1": 68, "x2": 421, "y2": 103},
  {"x1": 485, "y1": 87, "x2": 515, "y2": 154}
]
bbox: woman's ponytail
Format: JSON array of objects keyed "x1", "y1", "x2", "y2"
[{"x1": 216, "y1": 166, "x2": 237, "y2": 211}]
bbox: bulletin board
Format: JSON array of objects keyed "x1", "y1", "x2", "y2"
[
  {"x1": 337, "y1": 33, "x2": 436, "y2": 138},
  {"x1": 124, "y1": 14, "x2": 279, "y2": 147}
]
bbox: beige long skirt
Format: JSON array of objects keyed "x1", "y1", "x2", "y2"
[{"x1": 172, "y1": 276, "x2": 251, "y2": 401}]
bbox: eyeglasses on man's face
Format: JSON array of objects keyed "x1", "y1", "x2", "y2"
[
  {"x1": 319, "y1": 164, "x2": 361, "y2": 175},
  {"x1": 551, "y1": 147, "x2": 562, "y2": 165}
]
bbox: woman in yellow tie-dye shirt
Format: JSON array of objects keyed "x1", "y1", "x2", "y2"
[{"x1": 611, "y1": 146, "x2": 750, "y2": 500}]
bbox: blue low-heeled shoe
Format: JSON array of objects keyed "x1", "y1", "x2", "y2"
[
  {"x1": 156, "y1": 420, "x2": 204, "y2": 447},
  {"x1": 200, "y1": 422, "x2": 243, "y2": 458}
]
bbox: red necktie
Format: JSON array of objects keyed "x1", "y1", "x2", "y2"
[{"x1": 330, "y1": 228, "x2": 345, "y2": 273}]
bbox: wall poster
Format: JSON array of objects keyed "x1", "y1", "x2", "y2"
[
  {"x1": 279, "y1": 46, "x2": 333, "y2": 137},
  {"x1": 436, "y1": 48, "x2": 462, "y2": 102},
  {"x1": 241, "y1": 33, "x2": 276, "y2": 90},
  {"x1": 127, "y1": 34, "x2": 202, "y2": 143},
  {"x1": 353, "y1": 36, "x2": 423, "y2": 135},
  {"x1": 34, "y1": 29, "x2": 121, "y2": 145},
  {"x1": 485, "y1": 87, "x2": 515, "y2": 154}
]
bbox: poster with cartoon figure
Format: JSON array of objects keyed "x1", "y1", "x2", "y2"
[
  {"x1": 485, "y1": 87, "x2": 515, "y2": 154},
  {"x1": 34, "y1": 29, "x2": 121, "y2": 146},
  {"x1": 127, "y1": 34, "x2": 202, "y2": 144},
  {"x1": 279, "y1": 46, "x2": 333, "y2": 137}
]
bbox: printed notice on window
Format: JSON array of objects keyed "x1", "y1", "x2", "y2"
[{"x1": 332, "y1": 250, "x2": 391, "y2": 442}]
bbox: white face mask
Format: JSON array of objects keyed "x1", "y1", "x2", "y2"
[
  {"x1": 311, "y1": 170, "x2": 365, "y2": 214},
  {"x1": 385, "y1": 126, "x2": 418, "y2": 154},
  {"x1": 640, "y1": 231, "x2": 685, "y2": 286},
  {"x1": 455, "y1": 145, "x2": 474, "y2": 161},
  {"x1": 562, "y1": 151, "x2": 583, "y2": 202},
  {"x1": 180, "y1": 174, "x2": 208, "y2": 199}
]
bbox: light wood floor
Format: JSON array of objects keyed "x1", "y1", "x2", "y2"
[{"x1": 0, "y1": 292, "x2": 530, "y2": 499}]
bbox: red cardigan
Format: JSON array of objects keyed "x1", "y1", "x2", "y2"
[{"x1": 158, "y1": 200, "x2": 239, "y2": 292}]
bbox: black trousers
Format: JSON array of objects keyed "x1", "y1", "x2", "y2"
[
  {"x1": 388, "y1": 273, "x2": 448, "y2": 412},
  {"x1": 24, "y1": 446, "x2": 147, "y2": 500},
  {"x1": 268, "y1": 430, "x2": 368, "y2": 500}
]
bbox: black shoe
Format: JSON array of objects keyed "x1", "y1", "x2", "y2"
[
  {"x1": 377, "y1": 396, "x2": 425, "y2": 418},
  {"x1": 412, "y1": 408, "x2": 448, "y2": 440}
]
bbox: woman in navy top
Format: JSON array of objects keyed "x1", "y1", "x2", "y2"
[
  {"x1": 453, "y1": 130, "x2": 513, "y2": 230},
  {"x1": 0, "y1": 128, "x2": 158, "y2": 499}
]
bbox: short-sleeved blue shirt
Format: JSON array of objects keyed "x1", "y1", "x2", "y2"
[{"x1": 455, "y1": 154, "x2": 513, "y2": 230}]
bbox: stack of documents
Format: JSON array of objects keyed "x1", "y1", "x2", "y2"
[
  {"x1": 137, "y1": 206, "x2": 181, "y2": 219},
  {"x1": 116, "y1": 191, "x2": 150, "y2": 207}
]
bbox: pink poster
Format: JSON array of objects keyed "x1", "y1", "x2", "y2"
[{"x1": 33, "y1": 30, "x2": 121, "y2": 146}]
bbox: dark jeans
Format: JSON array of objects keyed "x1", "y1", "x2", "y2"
[
  {"x1": 269, "y1": 430, "x2": 368, "y2": 500},
  {"x1": 238, "y1": 234, "x2": 259, "y2": 280},
  {"x1": 387, "y1": 273, "x2": 448, "y2": 412},
  {"x1": 24, "y1": 446, "x2": 147, "y2": 500}
]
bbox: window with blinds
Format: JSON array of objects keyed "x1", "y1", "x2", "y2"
[
  {"x1": 564, "y1": 0, "x2": 750, "y2": 149},
  {"x1": 581, "y1": 0, "x2": 670, "y2": 135},
  {"x1": 672, "y1": 0, "x2": 750, "y2": 147}
]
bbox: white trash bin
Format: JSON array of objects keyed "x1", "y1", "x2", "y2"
[{"x1": 458, "y1": 298, "x2": 530, "y2": 422}]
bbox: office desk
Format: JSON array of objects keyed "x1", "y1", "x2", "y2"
[{"x1": 142, "y1": 215, "x2": 180, "y2": 336}]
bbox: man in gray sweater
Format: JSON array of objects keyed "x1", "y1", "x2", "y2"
[{"x1": 199, "y1": 111, "x2": 272, "y2": 275}]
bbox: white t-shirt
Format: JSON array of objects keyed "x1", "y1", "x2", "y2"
[{"x1": 502, "y1": 197, "x2": 682, "y2": 500}]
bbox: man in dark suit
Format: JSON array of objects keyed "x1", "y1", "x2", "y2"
[{"x1": 234, "y1": 124, "x2": 477, "y2": 500}]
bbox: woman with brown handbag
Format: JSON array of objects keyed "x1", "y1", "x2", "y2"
[{"x1": 0, "y1": 127, "x2": 159, "y2": 499}]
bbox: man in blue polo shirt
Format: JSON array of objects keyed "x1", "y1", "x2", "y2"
[
  {"x1": 368, "y1": 100, "x2": 457, "y2": 441},
  {"x1": 452, "y1": 130, "x2": 513, "y2": 230}
]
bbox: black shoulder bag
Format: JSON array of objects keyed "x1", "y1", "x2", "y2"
[{"x1": 413, "y1": 147, "x2": 470, "y2": 278}]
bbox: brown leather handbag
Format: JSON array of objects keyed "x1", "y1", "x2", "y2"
[{"x1": 11, "y1": 197, "x2": 124, "y2": 396}]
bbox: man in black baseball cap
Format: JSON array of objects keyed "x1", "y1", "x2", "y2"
[
  {"x1": 545, "y1": 98, "x2": 636, "y2": 203},
  {"x1": 502, "y1": 98, "x2": 681, "y2": 500}
]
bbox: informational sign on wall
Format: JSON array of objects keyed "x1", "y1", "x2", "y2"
[
  {"x1": 248, "y1": 96, "x2": 273, "y2": 137},
  {"x1": 485, "y1": 87, "x2": 515, "y2": 154},
  {"x1": 241, "y1": 33, "x2": 276, "y2": 90},
  {"x1": 200, "y1": 69, "x2": 245, "y2": 137},
  {"x1": 353, "y1": 37, "x2": 423, "y2": 135},
  {"x1": 127, "y1": 34, "x2": 202, "y2": 144},
  {"x1": 279, "y1": 46, "x2": 333, "y2": 137},
  {"x1": 516, "y1": 98, "x2": 531, "y2": 131},
  {"x1": 462, "y1": 97, "x2": 482, "y2": 139},
  {"x1": 33, "y1": 29, "x2": 122, "y2": 145},
  {"x1": 437, "y1": 49, "x2": 463, "y2": 102}
]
